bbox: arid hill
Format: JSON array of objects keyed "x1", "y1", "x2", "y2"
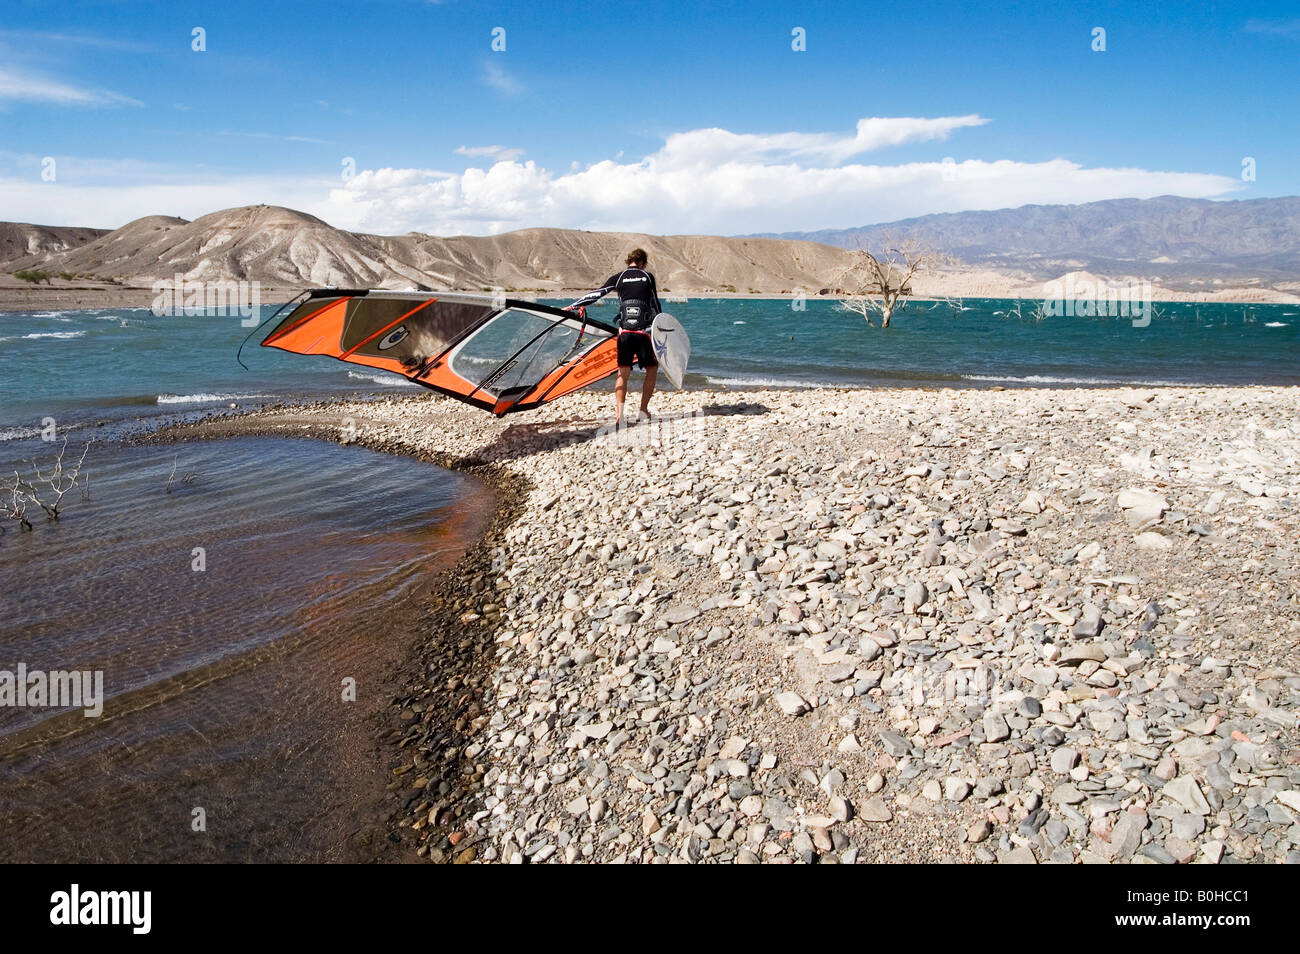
[
  {"x1": 4, "y1": 205, "x2": 857, "y2": 295},
  {"x1": 0, "y1": 222, "x2": 107, "y2": 266}
]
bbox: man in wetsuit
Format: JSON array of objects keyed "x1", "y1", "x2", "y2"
[{"x1": 568, "y1": 248, "x2": 662, "y2": 426}]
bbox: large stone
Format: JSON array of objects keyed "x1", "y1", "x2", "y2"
[
  {"x1": 1163, "y1": 776, "x2": 1211, "y2": 815},
  {"x1": 1044, "y1": 820, "x2": 1069, "y2": 846},
  {"x1": 879, "y1": 731, "x2": 911, "y2": 757},
  {"x1": 1171, "y1": 812, "x2": 1206, "y2": 841},
  {"x1": 1072, "y1": 607, "x2": 1104, "y2": 639},
  {"x1": 1109, "y1": 811, "x2": 1148, "y2": 860},
  {"x1": 905, "y1": 581, "x2": 929, "y2": 611},
  {"x1": 1051, "y1": 747, "x2": 1080, "y2": 775},
  {"x1": 999, "y1": 846, "x2": 1038, "y2": 864},
  {"x1": 663, "y1": 605, "x2": 702, "y2": 625},
  {"x1": 829, "y1": 796, "x2": 853, "y2": 823},
  {"x1": 821, "y1": 662, "x2": 856, "y2": 683},
  {"x1": 774, "y1": 692, "x2": 809, "y2": 716},
  {"x1": 763, "y1": 797, "x2": 793, "y2": 823},
  {"x1": 945, "y1": 778, "x2": 971, "y2": 802},
  {"x1": 1135, "y1": 531, "x2": 1173, "y2": 551},
  {"x1": 1275, "y1": 791, "x2": 1300, "y2": 813},
  {"x1": 1019, "y1": 491, "x2": 1046, "y2": 514},
  {"x1": 860, "y1": 797, "x2": 893, "y2": 822},
  {"x1": 1117, "y1": 489, "x2": 1169, "y2": 527},
  {"x1": 1059, "y1": 644, "x2": 1107, "y2": 664},
  {"x1": 1165, "y1": 837, "x2": 1197, "y2": 864},
  {"x1": 1142, "y1": 843, "x2": 1176, "y2": 864},
  {"x1": 983, "y1": 713, "x2": 1011, "y2": 742},
  {"x1": 1053, "y1": 783, "x2": 1086, "y2": 805}
]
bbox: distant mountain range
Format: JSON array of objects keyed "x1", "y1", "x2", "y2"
[
  {"x1": 2, "y1": 195, "x2": 1297, "y2": 302},
  {"x1": 758, "y1": 196, "x2": 1300, "y2": 280}
]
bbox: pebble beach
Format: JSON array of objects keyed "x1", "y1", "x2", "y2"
[{"x1": 170, "y1": 384, "x2": 1300, "y2": 864}]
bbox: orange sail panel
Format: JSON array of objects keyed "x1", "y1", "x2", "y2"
[{"x1": 261, "y1": 290, "x2": 619, "y2": 415}]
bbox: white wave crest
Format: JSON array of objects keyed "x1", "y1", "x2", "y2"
[
  {"x1": 346, "y1": 371, "x2": 418, "y2": 387},
  {"x1": 963, "y1": 373, "x2": 1187, "y2": 386},
  {"x1": 156, "y1": 392, "x2": 266, "y2": 404},
  {"x1": 706, "y1": 375, "x2": 840, "y2": 389}
]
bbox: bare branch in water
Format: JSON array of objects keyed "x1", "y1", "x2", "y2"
[
  {"x1": 25, "y1": 438, "x2": 91, "y2": 521},
  {"x1": 5, "y1": 471, "x2": 34, "y2": 531}
]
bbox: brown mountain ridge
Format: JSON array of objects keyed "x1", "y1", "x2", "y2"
[{"x1": 4, "y1": 205, "x2": 857, "y2": 296}]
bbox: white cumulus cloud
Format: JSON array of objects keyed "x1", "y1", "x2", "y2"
[
  {"x1": 312, "y1": 117, "x2": 1240, "y2": 235},
  {"x1": 658, "y1": 115, "x2": 989, "y2": 166},
  {"x1": 6, "y1": 116, "x2": 1243, "y2": 235}
]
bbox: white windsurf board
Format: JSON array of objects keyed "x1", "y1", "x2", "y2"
[{"x1": 650, "y1": 313, "x2": 690, "y2": 388}]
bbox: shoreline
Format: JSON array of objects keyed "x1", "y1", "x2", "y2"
[
  {"x1": 143, "y1": 406, "x2": 518, "y2": 863},
  {"x1": 3, "y1": 284, "x2": 1299, "y2": 313},
  {"x1": 155, "y1": 384, "x2": 1300, "y2": 864},
  {"x1": 0, "y1": 428, "x2": 496, "y2": 863}
]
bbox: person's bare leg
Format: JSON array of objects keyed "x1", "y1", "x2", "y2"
[
  {"x1": 614, "y1": 366, "x2": 631, "y2": 426},
  {"x1": 639, "y1": 365, "x2": 657, "y2": 420}
]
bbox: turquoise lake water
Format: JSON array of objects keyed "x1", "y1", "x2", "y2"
[{"x1": 2, "y1": 298, "x2": 1297, "y2": 443}]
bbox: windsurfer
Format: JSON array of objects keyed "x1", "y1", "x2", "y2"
[{"x1": 568, "y1": 248, "x2": 661, "y2": 426}]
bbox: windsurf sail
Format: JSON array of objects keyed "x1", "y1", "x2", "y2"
[{"x1": 261, "y1": 290, "x2": 619, "y2": 415}]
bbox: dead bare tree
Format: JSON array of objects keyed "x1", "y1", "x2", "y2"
[
  {"x1": 835, "y1": 240, "x2": 948, "y2": 328},
  {"x1": 24, "y1": 438, "x2": 90, "y2": 521},
  {"x1": 4, "y1": 472, "x2": 33, "y2": 532},
  {"x1": 1006, "y1": 299, "x2": 1046, "y2": 323},
  {"x1": 164, "y1": 456, "x2": 198, "y2": 492}
]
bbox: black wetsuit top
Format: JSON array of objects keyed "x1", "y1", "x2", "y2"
[{"x1": 570, "y1": 267, "x2": 662, "y2": 332}]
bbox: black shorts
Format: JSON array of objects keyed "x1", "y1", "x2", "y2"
[{"x1": 617, "y1": 331, "x2": 657, "y2": 369}]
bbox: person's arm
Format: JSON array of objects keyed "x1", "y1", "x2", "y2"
[
  {"x1": 647, "y1": 272, "x2": 663, "y2": 315},
  {"x1": 567, "y1": 272, "x2": 621, "y2": 310}
]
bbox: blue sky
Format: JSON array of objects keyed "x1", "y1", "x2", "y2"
[{"x1": 1, "y1": 0, "x2": 1297, "y2": 234}]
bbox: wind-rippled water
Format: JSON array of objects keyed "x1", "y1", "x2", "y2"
[
  {"x1": 0, "y1": 437, "x2": 488, "y2": 862},
  {"x1": 549, "y1": 297, "x2": 1300, "y2": 389},
  {"x1": 2, "y1": 299, "x2": 1296, "y2": 441}
]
